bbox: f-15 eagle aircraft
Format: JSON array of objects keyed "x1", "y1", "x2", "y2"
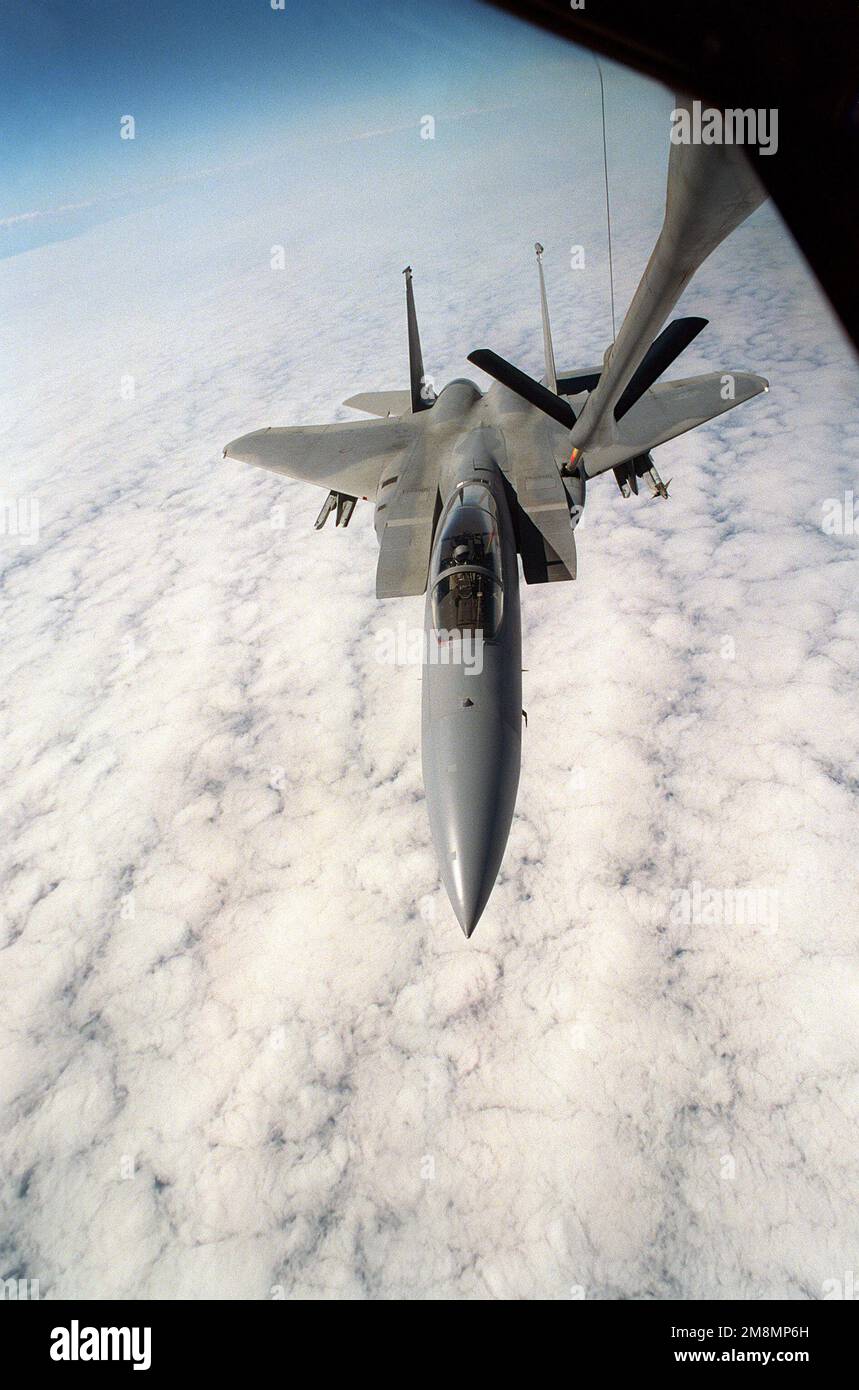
[{"x1": 224, "y1": 96, "x2": 768, "y2": 937}]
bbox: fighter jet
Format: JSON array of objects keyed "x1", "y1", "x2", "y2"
[{"x1": 224, "y1": 97, "x2": 769, "y2": 936}]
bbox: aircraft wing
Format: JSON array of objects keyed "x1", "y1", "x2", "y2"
[
  {"x1": 223, "y1": 417, "x2": 422, "y2": 498},
  {"x1": 582, "y1": 370, "x2": 769, "y2": 477}
]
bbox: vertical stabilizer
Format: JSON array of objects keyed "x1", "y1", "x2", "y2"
[
  {"x1": 534, "y1": 243, "x2": 558, "y2": 394},
  {"x1": 403, "y1": 266, "x2": 435, "y2": 413}
]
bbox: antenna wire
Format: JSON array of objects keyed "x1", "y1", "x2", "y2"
[{"x1": 596, "y1": 60, "x2": 617, "y2": 342}]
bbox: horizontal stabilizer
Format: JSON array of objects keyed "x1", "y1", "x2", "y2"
[
  {"x1": 467, "y1": 349, "x2": 575, "y2": 429},
  {"x1": 583, "y1": 370, "x2": 768, "y2": 478},
  {"x1": 343, "y1": 390, "x2": 413, "y2": 417}
]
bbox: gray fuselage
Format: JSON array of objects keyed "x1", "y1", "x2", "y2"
[{"x1": 376, "y1": 380, "x2": 523, "y2": 935}]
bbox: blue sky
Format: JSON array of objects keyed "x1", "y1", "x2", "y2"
[
  {"x1": 2, "y1": 1, "x2": 567, "y2": 213},
  {"x1": 0, "y1": 0, "x2": 666, "y2": 258}
]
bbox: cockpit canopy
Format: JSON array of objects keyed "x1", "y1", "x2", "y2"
[{"x1": 430, "y1": 483, "x2": 504, "y2": 639}]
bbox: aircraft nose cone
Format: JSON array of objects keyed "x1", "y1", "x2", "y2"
[
  {"x1": 446, "y1": 827, "x2": 502, "y2": 938},
  {"x1": 422, "y1": 708, "x2": 521, "y2": 938}
]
